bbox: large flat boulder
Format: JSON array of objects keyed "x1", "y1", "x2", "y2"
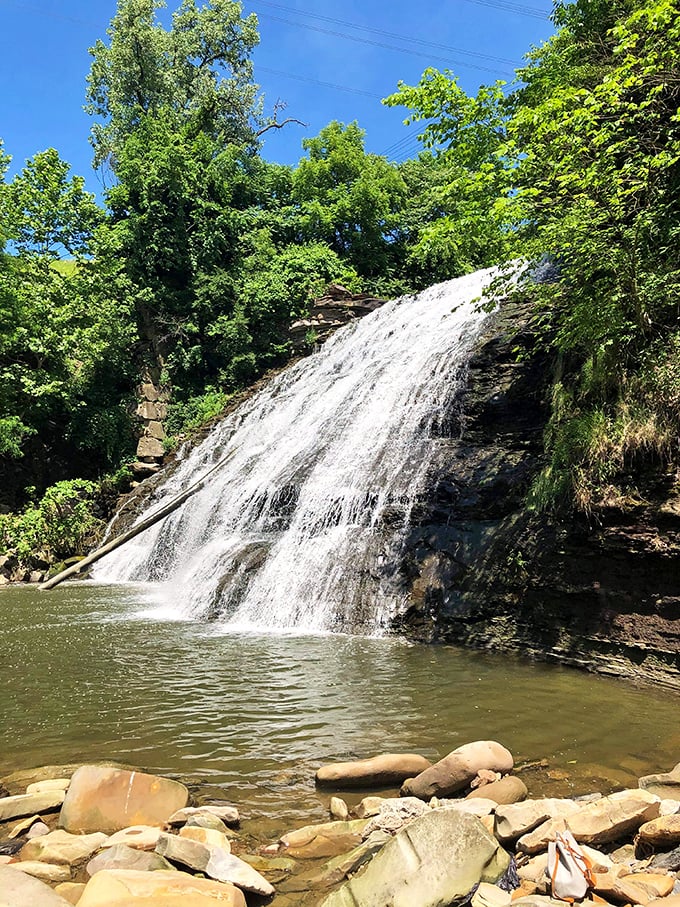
[
  {"x1": 320, "y1": 809, "x2": 510, "y2": 907},
  {"x1": 401, "y1": 741, "x2": 514, "y2": 800},
  {"x1": 59, "y1": 766, "x2": 189, "y2": 834},
  {"x1": 0, "y1": 864, "x2": 73, "y2": 906},
  {"x1": 316, "y1": 754, "x2": 431, "y2": 789},
  {"x1": 75, "y1": 869, "x2": 246, "y2": 906}
]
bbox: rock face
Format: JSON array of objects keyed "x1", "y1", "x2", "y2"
[
  {"x1": 58, "y1": 766, "x2": 189, "y2": 834},
  {"x1": 401, "y1": 741, "x2": 514, "y2": 800},
  {"x1": 393, "y1": 295, "x2": 680, "y2": 688},
  {"x1": 320, "y1": 809, "x2": 510, "y2": 907},
  {"x1": 316, "y1": 754, "x2": 432, "y2": 789}
]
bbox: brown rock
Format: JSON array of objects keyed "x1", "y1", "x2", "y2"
[
  {"x1": 59, "y1": 766, "x2": 188, "y2": 834},
  {"x1": 627, "y1": 874, "x2": 675, "y2": 899},
  {"x1": 136, "y1": 436, "x2": 164, "y2": 459},
  {"x1": 638, "y1": 815, "x2": 680, "y2": 846},
  {"x1": 316, "y1": 754, "x2": 431, "y2": 789},
  {"x1": 467, "y1": 776, "x2": 527, "y2": 805},
  {"x1": 355, "y1": 797, "x2": 387, "y2": 819},
  {"x1": 145, "y1": 421, "x2": 166, "y2": 440},
  {"x1": 141, "y1": 383, "x2": 160, "y2": 402},
  {"x1": 593, "y1": 870, "x2": 651, "y2": 905},
  {"x1": 401, "y1": 741, "x2": 514, "y2": 800},
  {"x1": 179, "y1": 826, "x2": 232, "y2": 851},
  {"x1": 54, "y1": 882, "x2": 86, "y2": 906},
  {"x1": 76, "y1": 868, "x2": 246, "y2": 906}
]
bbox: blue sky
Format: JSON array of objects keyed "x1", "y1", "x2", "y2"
[{"x1": 0, "y1": 0, "x2": 556, "y2": 198}]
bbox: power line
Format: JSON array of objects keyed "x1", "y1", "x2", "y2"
[
  {"x1": 459, "y1": 0, "x2": 549, "y2": 20},
  {"x1": 257, "y1": 66, "x2": 382, "y2": 100},
  {"x1": 250, "y1": 0, "x2": 519, "y2": 67},
  {"x1": 254, "y1": 11, "x2": 511, "y2": 76}
]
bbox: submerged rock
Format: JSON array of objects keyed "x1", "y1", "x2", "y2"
[
  {"x1": 59, "y1": 766, "x2": 189, "y2": 834},
  {"x1": 320, "y1": 809, "x2": 510, "y2": 907},
  {"x1": 401, "y1": 741, "x2": 514, "y2": 800}
]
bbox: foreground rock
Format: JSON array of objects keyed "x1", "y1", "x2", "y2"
[
  {"x1": 517, "y1": 789, "x2": 660, "y2": 852},
  {"x1": 316, "y1": 754, "x2": 432, "y2": 789},
  {"x1": 59, "y1": 765, "x2": 189, "y2": 834},
  {"x1": 401, "y1": 741, "x2": 514, "y2": 800},
  {"x1": 320, "y1": 809, "x2": 510, "y2": 907},
  {"x1": 76, "y1": 868, "x2": 247, "y2": 906},
  {"x1": 467, "y1": 776, "x2": 527, "y2": 805},
  {"x1": 0, "y1": 864, "x2": 73, "y2": 906}
]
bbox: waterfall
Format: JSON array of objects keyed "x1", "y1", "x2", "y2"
[{"x1": 94, "y1": 267, "x2": 500, "y2": 633}]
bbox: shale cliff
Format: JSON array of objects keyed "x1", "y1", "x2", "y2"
[{"x1": 396, "y1": 297, "x2": 680, "y2": 689}]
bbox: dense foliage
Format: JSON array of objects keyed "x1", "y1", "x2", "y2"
[{"x1": 1, "y1": 0, "x2": 678, "y2": 566}]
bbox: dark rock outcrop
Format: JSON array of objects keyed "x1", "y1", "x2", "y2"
[{"x1": 395, "y1": 297, "x2": 680, "y2": 688}]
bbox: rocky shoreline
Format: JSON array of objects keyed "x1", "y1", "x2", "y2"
[{"x1": 2, "y1": 742, "x2": 680, "y2": 906}]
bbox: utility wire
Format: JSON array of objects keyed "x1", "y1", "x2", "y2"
[
  {"x1": 249, "y1": 0, "x2": 519, "y2": 66},
  {"x1": 255, "y1": 11, "x2": 511, "y2": 76},
  {"x1": 257, "y1": 66, "x2": 382, "y2": 99},
  {"x1": 458, "y1": 0, "x2": 549, "y2": 20}
]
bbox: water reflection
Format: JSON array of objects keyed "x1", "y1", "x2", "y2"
[{"x1": 2, "y1": 582, "x2": 678, "y2": 827}]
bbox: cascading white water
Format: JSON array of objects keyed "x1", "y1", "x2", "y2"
[{"x1": 94, "y1": 267, "x2": 500, "y2": 633}]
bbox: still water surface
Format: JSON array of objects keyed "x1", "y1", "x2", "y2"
[{"x1": 2, "y1": 583, "x2": 679, "y2": 829}]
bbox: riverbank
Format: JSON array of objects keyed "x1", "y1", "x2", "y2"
[{"x1": 2, "y1": 741, "x2": 680, "y2": 906}]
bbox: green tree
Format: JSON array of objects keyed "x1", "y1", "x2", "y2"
[
  {"x1": 507, "y1": 0, "x2": 680, "y2": 511},
  {"x1": 86, "y1": 0, "x2": 260, "y2": 170},
  {"x1": 0, "y1": 148, "x2": 135, "y2": 504},
  {"x1": 291, "y1": 121, "x2": 408, "y2": 284},
  {"x1": 383, "y1": 72, "x2": 511, "y2": 276}
]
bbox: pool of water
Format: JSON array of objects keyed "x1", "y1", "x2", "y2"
[{"x1": 2, "y1": 582, "x2": 679, "y2": 831}]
